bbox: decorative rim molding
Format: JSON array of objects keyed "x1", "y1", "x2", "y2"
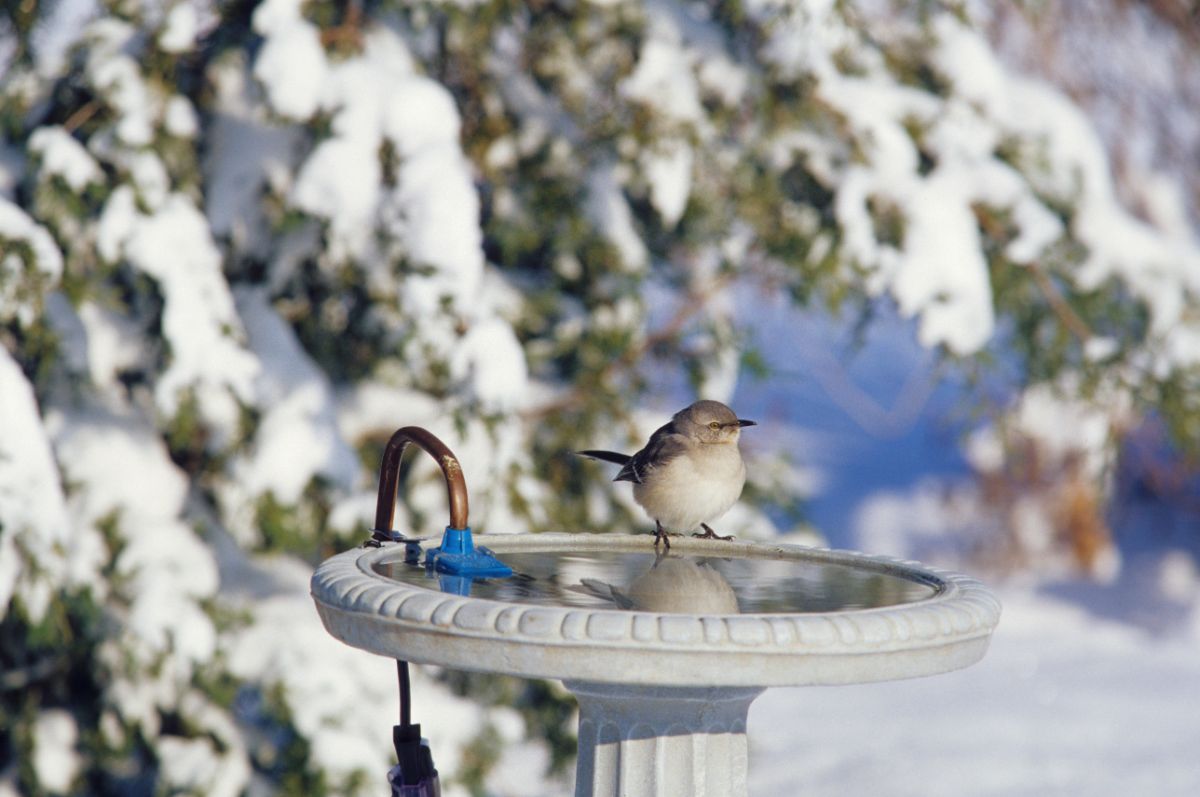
[{"x1": 311, "y1": 533, "x2": 1001, "y2": 687}]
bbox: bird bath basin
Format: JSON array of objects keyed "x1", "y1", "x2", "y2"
[
  {"x1": 313, "y1": 533, "x2": 999, "y2": 796},
  {"x1": 311, "y1": 426, "x2": 1000, "y2": 795}
]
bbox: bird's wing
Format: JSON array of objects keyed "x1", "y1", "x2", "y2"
[{"x1": 615, "y1": 424, "x2": 688, "y2": 484}]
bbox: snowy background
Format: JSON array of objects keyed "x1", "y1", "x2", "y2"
[{"x1": 2, "y1": 0, "x2": 1199, "y2": 795}]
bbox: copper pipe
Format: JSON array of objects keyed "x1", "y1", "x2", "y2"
[
  {"x1": 373, "y1": 426, "x2": 469, "y2": 536},
  {"x1": 372, "y1": 428, "x2": 468, "y2": 748}
]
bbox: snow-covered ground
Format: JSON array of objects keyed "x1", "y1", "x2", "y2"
[{"x1": 750, "y1": 583, "x2": 1200, "y2": 796}]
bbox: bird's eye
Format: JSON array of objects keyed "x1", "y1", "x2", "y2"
[{"x1": 708, "y1": 421, "x2": 721, "y2": 430}]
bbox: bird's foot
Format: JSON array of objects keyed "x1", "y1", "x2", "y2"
[
  {"x1": 691, "y1": 523, "x2": 734, "y2": 541},
  {"x1": 652, "y1": 521, "x2": 681, "y2": 551}
]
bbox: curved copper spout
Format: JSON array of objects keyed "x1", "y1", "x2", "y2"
[{"x1": 373, "y1": 426, "x2": 469, "y2": 538}]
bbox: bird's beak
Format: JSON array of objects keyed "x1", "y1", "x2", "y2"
[{"x1": 736, "y1": 419, "x2": 757, "y2": 428}]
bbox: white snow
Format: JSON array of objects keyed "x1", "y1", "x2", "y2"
[
  {"x1": 157, "y1": 734, "x2": 249, "y2": 797},
  {"x1": 388, "y1": 138, "x2": 485, "y2": 313},
  {"x1": 0, "y1": 347, "x2": 72, "y2": 621},
  {"x1": 640, "y1": 139, "x2": 693, "y2": 228},
  {"x1": 28, "y1": 126, "x2": 103, "y2": 190},
  {"x1": 621, "y1": 38, "x2": 703, "y2": 124},
  {"x1": 67, "y1": 299, "x2": 147, "y2": 392},
  {"x1": 234, "y1": 288, "x2": 360, "y2": 500},
  {"x1": 85, "y1": 19, "x2": 156, "y2": 146},
  {"x1": 98, "y1": 187, "x2": 260, "y2": 442},
  {"x1": 852, "y1": 479, "x2": 981, "y2": 564},
  {"x1": 932, "y1": 16, "x2": 1200, "y2": 367},
  {"x1": 381, "y1": 75, "x2": 459, "y2": 157},
  {"x1": 451, "y1": 317, "x2": 530, "y2": 411},
  {"x1": 887, "y1": 173, "x2": 996, "y2": 354},
  {"x1": 163, "y1": 95, "x2": 199, "y2": 139},
  {"x1": 158, "y1": 2, "x2": 199, "y2": 54},
  {"x1": 276, "y1": 25, "x2": 488, "y2": 323},
  {"x1": 335, "y1": 381, "x2": 444, "y2": 445},
  {"x1": 819, "y1": 63, "x2": 1069, "y2": 354},
  {"x1": 123, "y1": 150, "x2": 171, "y2": 210},
  {"x1": 49, "y1": 402, "x2": 220, "y2": 664},
  {"x1": 31, "y1": 710, "x2": 80, "y2": 794},
  {"x1": 1010, "y1": 382, "x2": 1125, "y2": 480},
  {"x1": 28, "y1": 0, "x2": 99, "y2": 77},
  {"x1": 796, "y1": 11, "x2": 1200, "y2": 363},
  {"x1": 750, "y1": 585, "x2": 1200, "y2": 796},
  {"x1": 219, "y1": 288, "x2": 360, "y2": 542},
  {"x1": 0, "y1": 196, "x2": 63, "y2": 327},
  {"x1": 36, "y1": 393, "x2": 250, "y2": 792},
  {"x1": 290, "y1": 133, "x2": 380, "y2": 259},
  {"x1": 697, "y1": 53, "x2": 749, "y2": 107},
  {"x1": 202, "y1": 57, "x2": 301, "y2": 260},
  {"x1": 0, "y1": 197, "x2": 63, "y2": 278},
  {"x1": 586, "y1": 165, "x2": 648, "y2": 272},
  {"x1": 251, "y1": 0, "x2": 328, "y2": 121},
  {"x1": 744, "y1": 0, "x2": 853, "y2": 80}
]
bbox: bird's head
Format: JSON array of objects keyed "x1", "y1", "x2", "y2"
[{"x1": 677, "y1": 400, "x2": 757, "y2": 444}]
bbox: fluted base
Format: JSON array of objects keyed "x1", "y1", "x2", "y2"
[{"x1": 565, "y1": 681, "x2": 765, "y2": 797}]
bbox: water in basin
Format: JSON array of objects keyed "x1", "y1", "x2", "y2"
[{"x1": 374, "y1": 548, "x2": 938, "y2": 614}]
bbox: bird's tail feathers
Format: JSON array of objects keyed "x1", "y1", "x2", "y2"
[{"x1": 576, "y1": 449, "x2": 631, "y2": 466}]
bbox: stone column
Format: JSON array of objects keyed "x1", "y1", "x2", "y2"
[{"x1": 565, "y1": 681, "x2": 765, "y2": 797}]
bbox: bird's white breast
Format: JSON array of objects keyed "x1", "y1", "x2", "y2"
[{"x1": 632, "y1": 442, "x2": 746, "y2": 532}]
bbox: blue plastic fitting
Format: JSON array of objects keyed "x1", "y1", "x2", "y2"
[{"x1": 424, "y1": 527, "x2": 513, "y2": 578}]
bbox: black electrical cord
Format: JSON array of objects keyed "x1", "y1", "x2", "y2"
[
  {"x1": 390, "y1": 660, "x2": 438, "y2": 790},
  {"x1": 397, "y1": 659, "x2": 411, "y2": 728}
]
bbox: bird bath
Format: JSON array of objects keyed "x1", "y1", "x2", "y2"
[{"x1": 310, "y1": 428, "x2": 1000, "y2": 796}]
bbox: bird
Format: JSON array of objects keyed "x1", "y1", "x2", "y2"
[{"x1": 578, "y1": 400, "x2": 756, "y2": 550}]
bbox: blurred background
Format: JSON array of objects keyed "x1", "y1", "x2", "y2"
[{"x1": 1, "y1": 0, "x2": 1198, "y2": 794}]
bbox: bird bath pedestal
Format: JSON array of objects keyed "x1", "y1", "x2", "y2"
[{"x1": 312, "y1": 533, "x2": 1000, "y2": 796}]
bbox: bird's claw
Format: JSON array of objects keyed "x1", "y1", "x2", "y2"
[
  {"x1": 692, "y1": 524, "x2": 734, "y2": 541},
  {"x1": 652, "y1": 522, "x2": 681, "y2": 551}
]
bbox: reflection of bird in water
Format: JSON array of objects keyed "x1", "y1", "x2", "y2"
[
  {"x1": 572, "y1": 557, "x2": 740, "y2": 614},
  {"x1": 579, "y1": 400, "x2": 756, "y2": 550}
]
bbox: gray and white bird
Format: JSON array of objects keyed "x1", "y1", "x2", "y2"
[{"x1": 579, "y1": 400, "x2": 756, "y2": 550}]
